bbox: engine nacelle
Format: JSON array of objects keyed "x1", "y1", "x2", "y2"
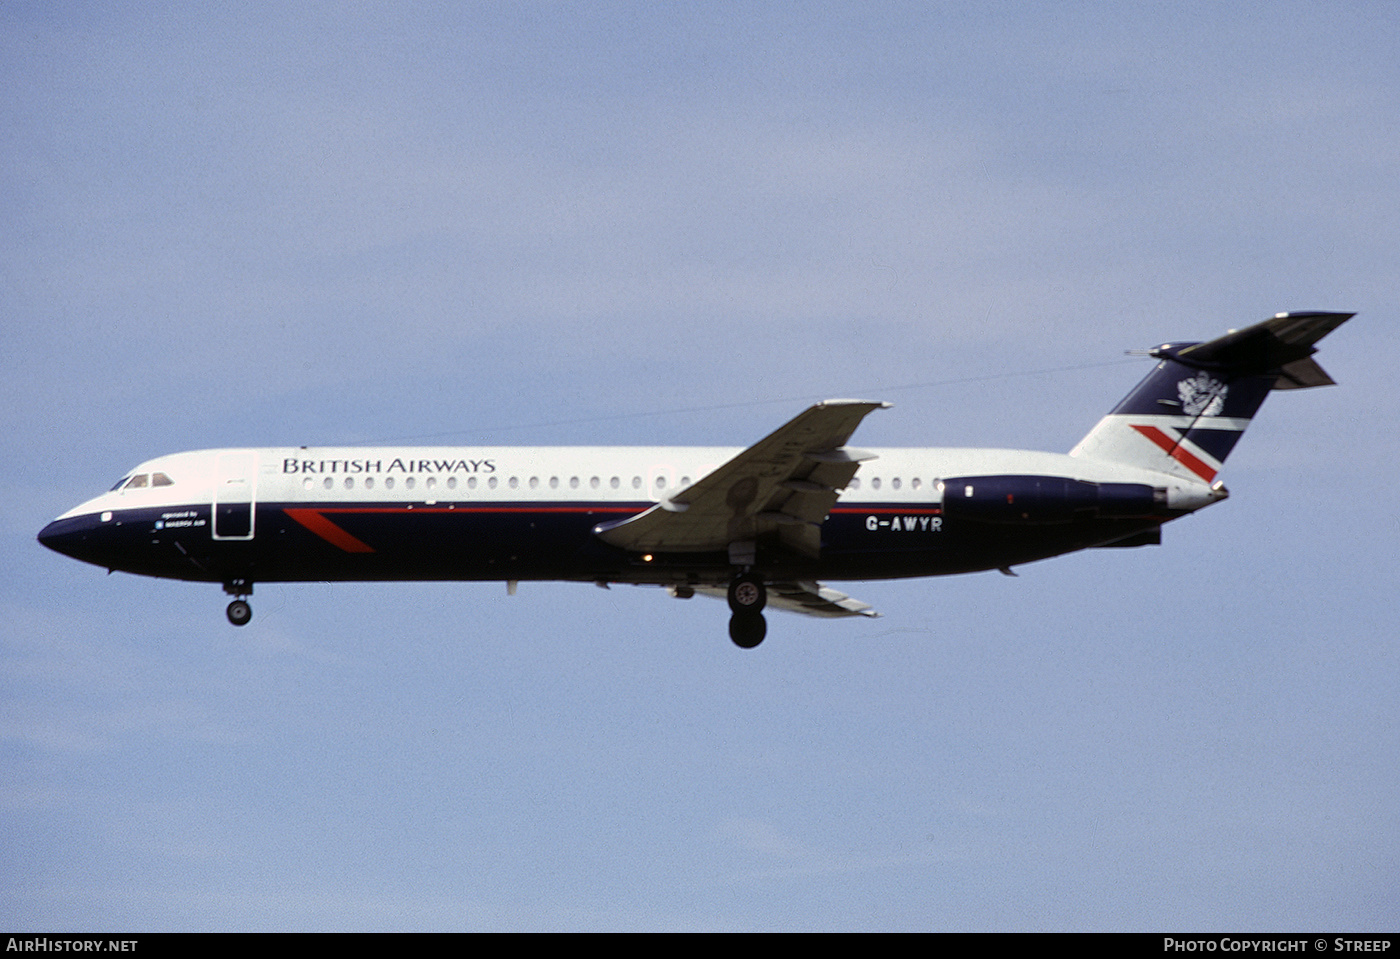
[{"x1": 939, "y1": 475, "x2": 1165, "y2": 524}]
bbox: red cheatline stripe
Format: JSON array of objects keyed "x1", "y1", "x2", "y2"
[
  {"x1": 830, "y1": 507, "x2": 942, "y2": 514},
  {"x1": 310, "y1": 506, "x2": 640, "y2": 514},
  {"x1": 283, "y1": 509, "x2": 376, "y2": 553},
  {"x1": 1130, "y1": 425, "x2": 1217, "y2": 482}
]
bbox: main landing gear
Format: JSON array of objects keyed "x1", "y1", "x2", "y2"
[
  {"x1": 224, "y1": 579, "x2": 252, "y2": 627},
  {"x1": 727, "y1": 573, "x2": 767, "y2": 649}
]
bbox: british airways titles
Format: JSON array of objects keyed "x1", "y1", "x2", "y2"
[{"x1": 282, "y1": 457, "x2": 497, "y2": 475}]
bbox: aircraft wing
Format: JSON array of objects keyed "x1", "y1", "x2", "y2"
[
  {"x1": 594, "y1": 399, "x2": 889, "y2": 558},
  {"x1": 687, "y1": 581, "x2": 880, "y2": 618}
]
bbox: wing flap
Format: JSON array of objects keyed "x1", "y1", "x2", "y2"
[{"x1": 692, "y1": 580, "x2": 880, "y2": 618}]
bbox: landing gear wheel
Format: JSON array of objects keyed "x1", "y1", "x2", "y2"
[
  {"x1": 727, "y1": 573, "x2": 767, "y2": 614},
  {"x1": 226, "y1": 599, "x2": 252, "y2": 627},
  {"x1": 729, "y1": 611, "x2": 767, "y2": 649}
]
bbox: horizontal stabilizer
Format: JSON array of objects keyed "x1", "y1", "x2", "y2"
[
  {"x1": 1274, "y1": 356, "x2": 1336, "y2": 390},
  {"x1": 1168, "y1": 311, "x2": 1353, "y2": 384}
]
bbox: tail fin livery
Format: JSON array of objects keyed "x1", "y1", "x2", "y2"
[{"x1": 1070, "y1": 311, "x2": 1354, "y2": 483}]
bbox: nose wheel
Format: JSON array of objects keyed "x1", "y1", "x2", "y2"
[
  {"x1": 727, "y1": 573, "x2": 767, "y2": 648},
  {"x1": 223, "y1": 579, "x2": 253, "y2": 627}
]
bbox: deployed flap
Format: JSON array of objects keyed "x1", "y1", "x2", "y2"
[
  {"x1": 692, "y1": 580, "x2": 880, "y2": 618},
  {"x1": 595, "y1": 399, "x2": 889, "y2": 557}
]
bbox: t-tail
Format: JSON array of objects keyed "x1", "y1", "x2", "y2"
[{"x1": 1070, "y1": 311, "x2": 1354, "y2": 485}]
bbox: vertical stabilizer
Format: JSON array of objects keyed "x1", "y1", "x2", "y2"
[{"x1": 1070, "y1": 311, "x2": 1353, "y2": 483}]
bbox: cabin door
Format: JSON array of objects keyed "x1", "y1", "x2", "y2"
[{"x1": 212, "y1": 452, "x2": 257, "y2": 540}]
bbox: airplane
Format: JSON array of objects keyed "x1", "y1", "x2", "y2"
[{"x1": 39, "y1": 311, "x2": 1351, "y2": 648}]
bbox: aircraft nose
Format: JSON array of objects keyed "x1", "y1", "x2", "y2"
[
  {"x1": 38, "y1": 518, "x2": 64, "y2": 551},
  {"x1": 38, "y1": 513, "x2": 99, "y2": 562}
]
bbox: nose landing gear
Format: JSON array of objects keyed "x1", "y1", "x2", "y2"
[
  {"x1": 223, "y1": 579, "x2": 253, "y2": 627},
  {"x1": 226, "y1": 599, "x2": 252, "y2": 626},
  {"x1": 727, "y1": 573, "x2": 768, "y2": 648}
]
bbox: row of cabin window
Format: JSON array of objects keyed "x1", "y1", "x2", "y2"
[
  {"x1": 302, "y1": 473, "x2": 695, "y2": 492},
  {"x1": 848, "y1": 476, "x2": 924, "y2": 490},
  {"x1": 299, "y1": 474, "x2": 931, "y2": 493}
]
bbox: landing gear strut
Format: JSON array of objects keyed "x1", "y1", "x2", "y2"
[
  {"x1": 727, "y1": 573, "x2": 767, "y2": 648},
  {"x1": 223, "y1": 579, "x2": 253, "y2": 627}
]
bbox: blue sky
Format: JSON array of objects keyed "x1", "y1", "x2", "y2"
[{"x1": 4, "y1": 2, "x2": 1397, "y2": 931}]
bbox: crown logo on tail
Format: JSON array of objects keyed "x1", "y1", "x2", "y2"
[{"x1": 1178, "y1": 373, "x2": 1228, "y2": 417}]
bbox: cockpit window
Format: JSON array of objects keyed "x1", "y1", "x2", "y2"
[
  {"x1": 117, "y1": 472, "x2": 174, "y2": 490},
  {"x1": 110, "y1": 475, "x2": 132, "y2": 491}
]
